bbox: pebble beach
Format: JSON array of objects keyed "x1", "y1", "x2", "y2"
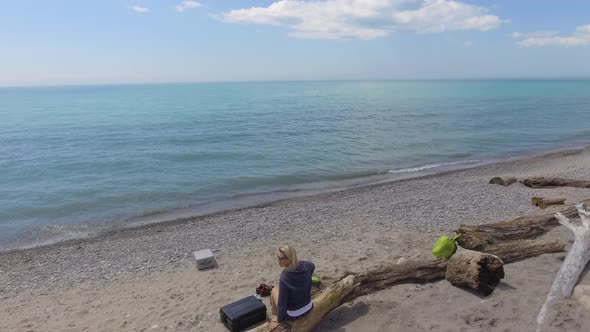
[{"x1": 2, "y1": 146, "x2": 590, "y2": 331}]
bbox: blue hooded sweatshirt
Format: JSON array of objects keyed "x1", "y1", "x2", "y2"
[{"x1": 277, "y1": 260, "x2": 315, "y2": 322}]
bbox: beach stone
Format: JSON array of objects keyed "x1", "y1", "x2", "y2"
[{"x1": 489, "y1": 176, "x2": 517, "y2": 186}]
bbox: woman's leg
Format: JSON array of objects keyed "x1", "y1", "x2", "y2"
[{"x1": 270, "y1": 286, "x2": 279, "y2": 315}]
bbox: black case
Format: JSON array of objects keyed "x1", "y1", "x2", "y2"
[{"x1": 219, "y1": 295, "x2": 267, "y2": 332}]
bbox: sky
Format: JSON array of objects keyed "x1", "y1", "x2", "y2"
[{"x1": 1, "y1": 0, "x2": 589, "y2": 86}]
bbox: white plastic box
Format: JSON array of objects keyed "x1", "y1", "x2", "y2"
[{"x1": 193, "y1": 249, "x2": 216, "y2": 270}]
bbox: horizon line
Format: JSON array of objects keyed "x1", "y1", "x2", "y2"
[{"x1": 2, "y1": 76, "x2": 590, "y2": 89}]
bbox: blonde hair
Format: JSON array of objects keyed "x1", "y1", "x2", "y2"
[{"x1": 278, "y1": 245, "x2": 299, "y2": 270}]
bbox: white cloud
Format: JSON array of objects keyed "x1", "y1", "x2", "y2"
[
  {"x1": 512, "y1": 31, "x2": 558, "y2": 40},
  {"x1": 131, "y1": 5, "x2": 150, "y2": 14},
  {"x1": 513, "y1": 24, "x2": 590, "y2": 47},
  {"x1": 176, "y1": 1, "x2": 201, "y2": 13},
  {"x1": 220, "y1": 0, "x2": 505, "y2": 39},
  {"x1": 391, "y1": 0, "x2": 502, "y2": 33}
]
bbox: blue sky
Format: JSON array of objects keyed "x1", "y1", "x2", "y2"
[{"x1": 1, "y1": 0, "x2": 589, "y2": 86}]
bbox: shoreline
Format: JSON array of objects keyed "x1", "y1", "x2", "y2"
[
  {"x1": 3, "y1": 142, "x2": 589, "y2": 254},
  {"x1": 2, "y1": 144, "x2": 590, "y2": 331}
]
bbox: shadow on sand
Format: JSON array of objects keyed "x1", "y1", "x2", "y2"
[{"x1": 316, "y1": 301, "x2": 370, "y2": 331}]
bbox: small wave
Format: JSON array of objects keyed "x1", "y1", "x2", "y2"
[
  {"x1": 388, "y1": 160, "x2": 480, "y2": 174},
  {"x1": 0, "y1": 223, "x2": 112, "y2": 251},
  {"x1": 448, "y1": 152, "x2": 473, "y2": 159}
]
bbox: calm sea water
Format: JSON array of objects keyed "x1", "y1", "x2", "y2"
[{"x1": 1, "y1": 80, "x2": 589, "y2": 250}]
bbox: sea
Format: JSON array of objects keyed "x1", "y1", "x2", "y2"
[{"x1": 1, "y1": 79, "x2": 589, "y2": 250}]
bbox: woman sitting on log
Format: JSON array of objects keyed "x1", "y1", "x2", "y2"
[{"x1": 271, "y1": 245, "x2": 315, "y2": 322}]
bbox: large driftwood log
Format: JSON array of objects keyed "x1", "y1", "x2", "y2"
[
  {"x1": 251, "y1": 239, "x2": 563, "y2": 332},
  {"x1": 521, "y1": 177, "x2": 590, "y2": 189},
  {"x1": 482, "y1": 239, "x2": 564, "y2": 263},
  {"x1": 531, "y1": 196, "x2": 566, "y2": 209},
  {"x1": 537, "y1": 204, "x2": 590, "y2": 329},
  {"x1": 456, "y1": 200, "x2": 590, "y2": 251},
  {"x1": 489, "y1": 176, "x2": 517, "y2": 186},
  {"x1": 445, "y1": 247, "x2": 504, "y2": 295}
]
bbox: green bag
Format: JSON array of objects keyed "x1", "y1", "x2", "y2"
[{"x1": 432, "y1": 234, "x2": 461, "y2": 259}]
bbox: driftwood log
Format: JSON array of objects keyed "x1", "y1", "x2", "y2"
[
  {"x1": 251, "y1": 239, "x2": 563, "y2": 332},
  {"x1": 480, "y1": 239, "x2": 564, "y2": 263},
  {"x1": 489, "y1": 176, "x2": 517, "y2": 186},
  {"x1": 537, "y1": 204, "x2": 590, "y2": 328},
  {"x1": 531, "y1": 196, "x2": 566, "y2": 209},
  {"x1": 521, "y1": 177, "x2": 590, "y2": 189},
  {"x1": 445, "y1": 247, "x2": 504, "y2": 296},
  {"x1": 456, "y1": 200, "x2": 590, "y2": 251}
]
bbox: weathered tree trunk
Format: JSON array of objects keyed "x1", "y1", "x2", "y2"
[
  {"x1": 342, "y1": 259, "x2": 448, "y2": 302},
  {"x1": 456, "y1": 200, "x2": 590, "y2": 251},
  {"x1": 531, "y1": 196, "x2": 566, "y2": 209},
  {"x1": 481, "y1": 239, "x2": 564, "y2": 263},
  {"x1": 251, "y1": 239, "x2": 564, "y2": 332},
  {"x1": 489, "y1": 176, "x2": 517, "y2": 186},
  {"x1": 445, "y1": 247, "x2": 504, "y2": 295},
  {"x1": 521, "y1": 177, "x2": 590, "y2": 189},
  {"x1": 537, "y1": 204, "x2": 590, "y2": 330}
]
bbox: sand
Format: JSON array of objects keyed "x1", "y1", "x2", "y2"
[{"x1": 2, "y1": 146, "x2": 590, "y2": 331}]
